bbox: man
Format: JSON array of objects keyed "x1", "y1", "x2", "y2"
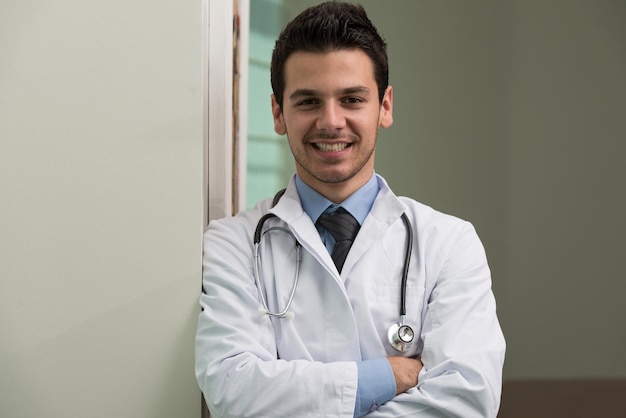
[{"x1": 196, "y1": 2, "x2": 505, "y2": 417}]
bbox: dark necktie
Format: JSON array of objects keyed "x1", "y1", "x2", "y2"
[{"x1": 316, "y1": 208, "x2": 360, "y2": 273}]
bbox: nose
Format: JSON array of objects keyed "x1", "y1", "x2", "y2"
[{"x1": 316, "y1": 102, "x2": 346, "y2": 131}]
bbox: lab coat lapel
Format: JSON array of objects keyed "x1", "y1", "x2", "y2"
[
  {"x1": 341, "y1": 177, "x2": 407, "y2": 277},
  {"x1": 269, "y1": 175, "x2": 407, "y2": 281},
  {"x1": 270, "y1": 180, "x2": 339, "y2": 280},
  {"x1": 269, "y1": 179, "x2": 362, "y2": 360}
]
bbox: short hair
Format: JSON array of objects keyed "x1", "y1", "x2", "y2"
[{"x1": 270, "y1": 1, "x2": 389, "y2": 109}]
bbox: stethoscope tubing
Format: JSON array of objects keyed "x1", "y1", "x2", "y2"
[
  {"x1": 399, "y1": 212, "x2": 413, "y2": 319},
  {"x1": 254, "y1": 208, "x2": 415, "y2": 351},
  {"x1": 254, "y1": 211, "x2": 413, "y2": 322},
  {"x1": 254, "y1": 213, "x2": 302, "y2": 318}
]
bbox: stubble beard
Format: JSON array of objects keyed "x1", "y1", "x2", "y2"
[{"x1": 289, "y1": 131, "x2": 377, "y2": 185}]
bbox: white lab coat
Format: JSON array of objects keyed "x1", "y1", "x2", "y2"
[{"x1": 196, "y1": 175, "x2": 505, "y2": 418}]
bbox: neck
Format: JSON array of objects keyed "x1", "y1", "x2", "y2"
[{"x1": 298, "y1": 171, "x2": 374, "y2": 204}]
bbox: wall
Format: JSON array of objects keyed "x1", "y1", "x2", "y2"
[
  {"x1": 0, "y1": 0, "x2": 202, "y2": 416},
  {"x1": 504, "y1": 0, "x2": 626, "y2": 379},
  {"x1": 287, "y1": 0, "x2": 626, "y2": 381}
]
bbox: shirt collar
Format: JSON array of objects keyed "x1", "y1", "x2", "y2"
[{"x1": 295, "y1": 173, "x2": 379, "y2": 225}]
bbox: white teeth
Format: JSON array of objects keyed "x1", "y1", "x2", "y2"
[{"x1": 315, "y1": 143, "x2": 348, "y2": 152}]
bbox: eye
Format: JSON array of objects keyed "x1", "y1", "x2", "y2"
[
  {"x1": 342, "y1": 96, "x2": 364, "y2": 105},
  {"x1": 296, "y1": 98, "x2": 319, "y2": 107}
]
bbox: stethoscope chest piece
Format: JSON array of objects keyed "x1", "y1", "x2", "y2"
[{"x1": 388, "y1": 322, "x2": 414, "y2": 352}]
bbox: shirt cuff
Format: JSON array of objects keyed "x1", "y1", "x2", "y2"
[{"x1": 354, "y1": 358, "x2": 396, "y2": 417}]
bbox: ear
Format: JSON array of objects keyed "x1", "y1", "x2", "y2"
[
  {"x1": 378, "y1": 86, "x2": 394, "y2": 129},
  {"x1": 271, "y1": 94, "x2": 286, "y2": 135}
]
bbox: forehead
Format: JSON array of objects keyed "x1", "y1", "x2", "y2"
[{"x1": 282, "y1": 49, "x2": 377, "y2": 93}]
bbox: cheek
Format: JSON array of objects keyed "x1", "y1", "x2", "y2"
[
  {"x1": 353, "y1": 113, "x2": 381, "y2": 135},
  {"x1": 283, "y1": 114, "x2": 314, "y2": 137}
]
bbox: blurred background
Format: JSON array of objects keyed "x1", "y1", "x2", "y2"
[
  {"x1": 246, "y1": 0, "x2": 626, "y2": 386},
  {"x1": 2, "y1": 0, "x2": 624, "y2": 416}
]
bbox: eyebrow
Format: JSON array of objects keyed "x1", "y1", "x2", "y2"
[{"x1": 288, "y1": 86, "x2": 372, "y2": 101}]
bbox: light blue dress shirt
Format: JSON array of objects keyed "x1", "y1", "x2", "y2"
[{"x1": 294, "y1": 174, "x2": 397, "y2": 417}]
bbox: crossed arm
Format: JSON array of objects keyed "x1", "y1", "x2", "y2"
[{"x1": 388, "y1": 356, "x2": 423, "y2": 394}]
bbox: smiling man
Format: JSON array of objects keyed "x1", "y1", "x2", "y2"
[
  {"x1": 272, "y1": 49, "x2": 392, "y2": 204},
  {"x1": 196, "y1": 2, "x2": 505, "y2": 417}
]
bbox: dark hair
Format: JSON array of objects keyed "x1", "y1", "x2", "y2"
[{"x1": 270, "y1": 1, "x2": 388, "y2": 109}]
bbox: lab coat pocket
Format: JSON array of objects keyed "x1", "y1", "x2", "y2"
[{"x1": 366, "y1": 283, "x2": 425, "y2": 357}]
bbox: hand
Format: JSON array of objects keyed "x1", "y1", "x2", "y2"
[{"x1": 387, "y1": 356, "x2": 423, "y2": 395}]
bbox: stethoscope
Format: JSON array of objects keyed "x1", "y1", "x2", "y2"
[{"x1": 253, "y1": 191, "x2": 415, "y2": 352}]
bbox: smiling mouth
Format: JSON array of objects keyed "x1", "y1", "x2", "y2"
[{"x1": 314, "y1": 143, "x2": 349, "y2": 152}]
